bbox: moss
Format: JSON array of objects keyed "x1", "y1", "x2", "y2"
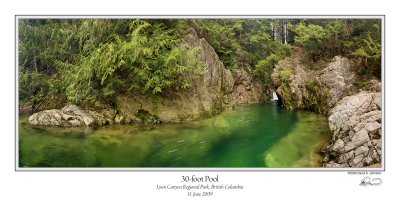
[
  {"x1": 353, "y1": 80, "x2": 369, "y2": 91},
  {"x1": 306, "y1": 79, "x2": 318, "y2": 91},
  {"x1": 135, "y1": 109, "x2": 160, "y2": 124},
  {"x1": 198, "y1": 112, "x2": 211, "y2": 120},
  {"x1": 177, "y1": 114, "x2": 189, "y2": 122},
  {"x1": 280, "y1": 84, "x2": 295, "y2": 110},
  {"x1": 211, "y1": 100, "x2": 224, "y2": 115},
  {"x1": 150, "y1": 95, "x2": 160, "y2": 114},
  {"x1": 303, "y1": 78, "x2": 329, "y2": 115},
  {"x1": 278, "y1": 69, "x2": 293, "y2": 85}
]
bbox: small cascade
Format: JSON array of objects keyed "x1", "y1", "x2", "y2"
[{"x1": 271, "y1": 91, "x2": 279, "y2": 101}]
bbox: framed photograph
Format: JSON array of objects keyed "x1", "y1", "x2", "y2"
[
  {"x1": 5, "y1": 0, "x2": 396, "y2": 196},
  {"x1": 16, "y1": 16, "x2": 384, "y2": 171}
]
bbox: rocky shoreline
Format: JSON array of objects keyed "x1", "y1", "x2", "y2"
[
  {"x1": 272, "y1": 53, "x2": 382, "y2": 168},
  {"x1": 25, "y1": 28, "x2": 382, "y2": 168},
  {"x1": 27, "y1": 28, "x2": 270, "y2": 126},
  {"x1": 29, "y1": 104, "x2": 112, "y2": 127},
  {"x1": 322, "y1": 91, "x2": 381, "y2": 167}
]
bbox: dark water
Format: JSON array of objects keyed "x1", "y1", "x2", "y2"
[{"x1": 18, "y1": 103, "x2": 330, "y2": 168}]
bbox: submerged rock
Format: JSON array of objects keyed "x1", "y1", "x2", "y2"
[
  {"x1": 322, "y1": 91, "x2": 382, "y2": 167},
  {"x1": 29, "y1": 104, "x2": 111, "y2": 127}
]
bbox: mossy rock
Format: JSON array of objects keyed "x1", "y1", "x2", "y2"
[{"x1": 135, "y1": 109, "x2": 161, "y2": 124}]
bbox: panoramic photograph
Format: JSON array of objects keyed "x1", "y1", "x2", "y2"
[{"x1": 17, "y1": 18, "x2": 382, "y2": 168}]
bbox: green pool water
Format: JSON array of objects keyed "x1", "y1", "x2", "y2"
[{"x1": 18, "y1": 102, "x2": 330, "y2": 168}]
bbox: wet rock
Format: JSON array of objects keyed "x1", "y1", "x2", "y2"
[
  {"x1": 29, "y1": 104, "x2": 111, "y2": 127},
  {"x1": 28, "y1": 109, "x2": 64, "y2": 126},
  {"x1": 114, "y1": 114, "x2": 125, "y2": 124},
  {"x1": 101, "y1": 108, "x2": 117, "y2": 120}
]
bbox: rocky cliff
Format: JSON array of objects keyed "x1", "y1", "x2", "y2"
[
  {"x1": 113, "y1": 28, "x2": 268, "y2": 123},
  {"x1": 272, "y1": 53, "x2": 382, "y2": 168},
  {"x1": 272, "y1": 56, "x2": 355, "y2": 115},
  {"x1": 29, "y1": 28, "x2": 269, "y2": 126}
]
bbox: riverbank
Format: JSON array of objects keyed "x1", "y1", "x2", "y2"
[
  {"x1": 19, "y1": 103, "x2": 330, "y2": 168},
  {"x1": 271, "y1": 50, "x2": 382, "y2": 168}
]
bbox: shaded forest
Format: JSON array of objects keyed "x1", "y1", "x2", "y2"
[{"x1": 18, "y1": 18, "x2": 381, "y2": 110}]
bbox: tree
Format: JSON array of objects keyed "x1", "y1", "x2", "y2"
[
  {"x1": 18, "y1": 18, "x2": 382, "y2": 108},
  {"x1": 292, "y1": 21, "x2": 328, "y2": 60},
  {"x1": 58, "y1": 20, "x2": 203, "y2": 103}
]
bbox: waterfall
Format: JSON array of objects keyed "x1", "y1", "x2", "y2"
[{"x1": 271, "y1": 91, "x2": 279, "y2": 101}]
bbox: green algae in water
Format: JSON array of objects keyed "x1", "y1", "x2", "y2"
[
  {"x1": 264, "y1": 112, "x2": 330, "y2": 167},
  {"x1": 18, "y1": 103, "x2": 330, "y2": 168}
]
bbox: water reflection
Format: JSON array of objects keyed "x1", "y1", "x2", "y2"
[{"x1": 19, "y1": 103, "x2": 329, "y2": 168}]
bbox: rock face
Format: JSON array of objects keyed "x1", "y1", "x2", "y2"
[
  {"x1": 322, "y1": 91, "x2": 382, "y2": 167},
  {"x1": 272, "y1": 56, "x2": 355, "y2": 115},
  {"x1": 318, "y1": 56, "x2": 355, "y2": 110},
  {"x1": 271, "y1": 57, "x2": 309, "y2": 110},
  {"x1": 232, "y1": 68, "x2": 268, "y2": 104},
  {"x1": 29, "y1": 104, "x2": 111, "y2": 127},
  {"x1": 272, "y1": 51, "x2": 382, "y2": 168},
  {"x1": 114, "y1": 28, "x2": 268, "y2": 123},
  {"x1": 28, "y1": 28, "x2": 268, "y2": 126}
]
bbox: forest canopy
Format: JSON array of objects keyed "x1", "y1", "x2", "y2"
[{"x1": 18, "y1": 18, "x2": 381, "y2": 109}]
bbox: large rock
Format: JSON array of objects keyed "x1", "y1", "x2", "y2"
[
  {"x1": 29, "y1": 104, "x2": 111, "y2": 127},
  {"x1": 317, "y1": 56, "x2": 355, "y2": 110},
  {"x1": 272, "y1": 55, "x2": 355, "y2": 114},
  {"x1": 232, "y1": 68, "x2": 268, "y2": 104},
  {"x1": 272, "y1": 52, "x2": 382, "y2": 168},
  {"x1": 29, "y1": 28, "x2": 269, "y2": 125},
  {"x1": 322, "y1": 91, "x2": 382, "y2": 167},
  {"x1": 272, "y1": 57, "x2": 310, "y2": 110},
  {"x1": 115, "y1": 28, "x2": 268, "y2": 123}
]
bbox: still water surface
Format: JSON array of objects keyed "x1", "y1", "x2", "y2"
[{"x1": 19, "y1": 103, "x2": 330, "y2": 168}]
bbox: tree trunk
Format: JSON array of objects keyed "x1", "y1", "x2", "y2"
[
  {"x1": 281, "y1": 20, "x2": 285, "y2": 44},
  {"x1": 33, "y1": 99, "x2": 45, "y2": 113},
  {"x1": 33, "y1": 55, "x2": 38, "y2": 73},
  {"x1": 271, "y1": 22, "x2": 275, "y2": 41},
  {"x1": 284, "y1": 19, "x2": 288, "y2": 44}
]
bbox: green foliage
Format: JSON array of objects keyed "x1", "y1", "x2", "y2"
[
  {"x1": 19, "y1": 69, "x2": 47, "y2": 103},
  {"x1": 192, "y1": 19, "x2": 292, "y2": 84},
  {"x1": 291, "y1": 19, "x2": 381, "y2": 77},
  {"x1": 18, "y1": 18, "x2": 381, "y2": 107},
  {"x1": 273, "y1": 68, "x2": 293, "y2": 86},
  {"x1": 293, "y1": 22, "x2": 327, "y2": 58},
  {"x1": 191, "y1": 19, "x2": 246, "y2": 69},
  {"x1": 351, "y1": 24, "x2": 381, "y2": 66},
  {"x1": 255, "y1": 42, "x2": 291, "y2": 84},
  {"x1": 19, "y1": 69, "x2": 61, "y2": 104},
  {"x1": 19, "y1": 19, "x2": 79, "y2": 72},
  {"x1": 58, "y1": 20, "x2": 203, "y2": 103}
]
